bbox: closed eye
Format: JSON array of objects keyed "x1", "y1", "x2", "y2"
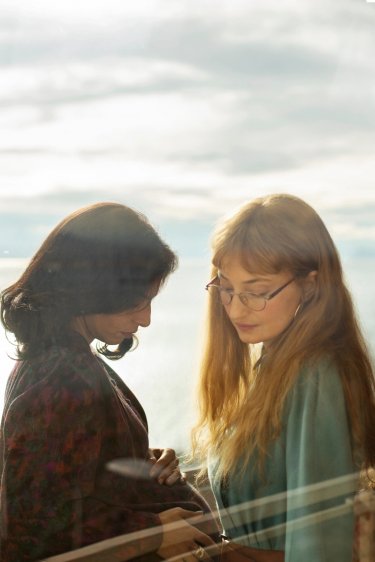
[
  {"x1": 220, "y1": 287, "x2": 265, "y2": 298},
  {"x1": 243, "y1": 290, "x2": 266, "y2": 298},
  {"x1": 252, "y1": 291, "x2": 269, "y2": 298}
]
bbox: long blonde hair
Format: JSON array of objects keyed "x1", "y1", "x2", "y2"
[{"x1": 192, "y1": 194, "x2": 375, "y2": 481}]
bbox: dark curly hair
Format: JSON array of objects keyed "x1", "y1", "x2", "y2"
[{"x1": 1, "y1": 202, "x2": 178, "y2": 359}]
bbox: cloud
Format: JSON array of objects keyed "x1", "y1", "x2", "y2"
[
  {"x1": 1, "y1": 180, "x2": 375, "y2": 260},
  {"x1": 1, "y1": 4, "x2": 374, "y2": 176},
  {"x1": 0, "y1": 186, "x2": 217, "y2": 258},
  {"x1": 0, "y1": 0, "x2": 374, "y2": 244}
]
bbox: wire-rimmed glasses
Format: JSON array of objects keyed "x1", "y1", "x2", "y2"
[{"x1": 205, "y1": 276, "x2": 295, "y2": 311}]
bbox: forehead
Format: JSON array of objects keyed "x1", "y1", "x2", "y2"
[
  {"x1": 218, "y1": 253, "x2": 279, "y2": 278},
  {"x1": 147, "y1": 280, "x2": 161, "y2": 298},
  {"x1": 218, "y1": 262, "x2": 270, "y2": 286}
]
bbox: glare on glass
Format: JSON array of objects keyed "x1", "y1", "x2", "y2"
[{"x1": 205, "y1": 276, "x2": 295, "y2": 311}]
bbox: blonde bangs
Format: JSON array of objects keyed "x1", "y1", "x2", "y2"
[{"x1": 211, "y1": 203, "x2": 303, "y2": 276}]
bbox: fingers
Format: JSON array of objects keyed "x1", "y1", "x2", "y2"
[
  {"x1": 160, "y1": 509, "x2": 216, "y2": 546},
  {"x1": 150, "y1": 459, "x2": 179, "y2": 483},
  {"x1": 162, "y1": 507, "x2": 204, "y2": 521},
  {"x1": 164, "y1": 544, "x2": 213, "y2": 562},
  {"x1": 159, "y1": 507, "x2": 204, "y2": 526},
  {"x1": 149, "y1": 448, "x2": 181, "y2": 483},
  {"x1": 190, "y1": 529, "x2": 216, "y2": 548},
  {"x1": 158, "y1": 510, "x2": 218, "y2": 562},
  {"x1": 152, "y1": 448, "x2": 177, "y2": 468},
  {"x1": 148, "y1": 447, "x2": 162, "y2": 461},
  {"x1": 166, "y1": 509, "x2": 218, "y2": 539},
  {"x1": 174, "y1": 545, "x2": 214, "y2": 562},
  {"x1": 193, "y1": 545, "x2": 213, "y2": 561},
  {"x1": 150, "y1": 447, "x2": 175, "y2": 466},
  {"x1": 165, "y1": 467, "x2": 187, "y2": 486},
  {"x1": 163, "y1": 466, "x2": 180, "y2": 485}
]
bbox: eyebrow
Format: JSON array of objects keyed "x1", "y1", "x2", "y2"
[{"x1": 218, "y1": 273, "x2": 270, "y2": 285}]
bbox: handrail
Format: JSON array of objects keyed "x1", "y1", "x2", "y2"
[{"x1": 40, "y1": 471, "x2": 374, "y2": 561}]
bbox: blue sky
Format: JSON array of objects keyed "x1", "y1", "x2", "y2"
[{"x1": 0, "y1": 0, "x2": 375, "y2": 258}]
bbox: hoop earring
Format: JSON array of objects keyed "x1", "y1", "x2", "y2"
[{"x1": 294, "y1": 302, "x2": 302, "y2": 318}]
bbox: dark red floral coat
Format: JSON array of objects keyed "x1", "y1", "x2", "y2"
[{"x1": 0, "y1": 334, "x2": 212, "y2": 561}]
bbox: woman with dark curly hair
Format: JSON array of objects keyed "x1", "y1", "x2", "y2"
[{"x1": 0, "y1": 202, "x2": 219, "y2": 562}]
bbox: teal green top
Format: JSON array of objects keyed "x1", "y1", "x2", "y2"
[{"x1": 209, "y1": 359, "x2": 359, "y2": 562}]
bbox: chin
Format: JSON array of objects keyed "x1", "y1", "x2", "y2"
[
  {"x1": 238, "y1": 334, "x2": 262, "y2": 345},
  {"x1": 102, "y1": 337, "x2": 123, "y2": 346}
]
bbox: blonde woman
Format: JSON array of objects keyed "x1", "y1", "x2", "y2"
[{"x1": 193, "y1": 194, "x2": 375, "y2": 562}]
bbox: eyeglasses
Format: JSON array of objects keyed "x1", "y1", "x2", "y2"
[{"x1": 205, "y1": 277, "x2": 295, "y2": 311}]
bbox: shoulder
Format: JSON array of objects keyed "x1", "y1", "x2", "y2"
[
  {"x1": 3, "y1": 343, "x2": 111, "y2": 425},
  {"x1": 293, "y1": 356, "x2": 342, "y2": 396},
  {"x1": 284, "y1": 357, "x2": 356, "y2": 489},
  {"x1": 285, "y1": 357, "x2": 346, "y2": 422}
]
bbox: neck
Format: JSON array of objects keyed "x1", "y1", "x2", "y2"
[{"x1": 70, "y1": 317, "x2": 93, "y2": 344}]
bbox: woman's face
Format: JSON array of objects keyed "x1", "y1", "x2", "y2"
[
  {"x1": 71, "y1": 285, "x2": 159, "y2": 344},
  {"x1": 218, "y1": 258, "x2": 305, "y2": 349},
  {"x1": 79, "y1": 301, "x2": 152, "y2": 345}
]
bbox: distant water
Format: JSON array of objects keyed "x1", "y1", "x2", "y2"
[{"x1": 0, "y1": 255, "x2": 374, "y2": 453}]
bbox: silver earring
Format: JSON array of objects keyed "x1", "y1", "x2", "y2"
[{"x1": 294, "y1": 303, "x2": 302, "y2": 318}]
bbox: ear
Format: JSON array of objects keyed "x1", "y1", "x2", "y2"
[{"x1": 302, "y1": 270, "x2": 318, "y2": 301}]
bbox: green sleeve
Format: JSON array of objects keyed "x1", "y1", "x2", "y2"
[{"x1": 284, "y1": 361, "x2": 357, "y2": 562}]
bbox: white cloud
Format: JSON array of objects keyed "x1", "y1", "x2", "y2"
[
  {"x1": 0, "y1": 0, "x2": 374, "y2": 234},
  {"x1": 0, "y1": 87, "x2": 229, "y2": 148},
  {"x1": 1, "y1": 0, "x2": 171, "y2": 22}
]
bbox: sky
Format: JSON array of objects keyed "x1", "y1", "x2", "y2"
[{"x1": 0, "y1": 0, "x2": 375, "y2": 259}]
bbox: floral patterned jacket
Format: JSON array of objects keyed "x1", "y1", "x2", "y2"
[{"x1": 0, "y1": 334, "x2": 212, "y2": 561}]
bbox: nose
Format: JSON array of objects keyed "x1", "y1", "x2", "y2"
[
  {"x1": 133, "y1": 302, "x2": 152, "y2": 327},
  {"x1": 226, "y1": 294, "x2": 249, "y2": 321}
]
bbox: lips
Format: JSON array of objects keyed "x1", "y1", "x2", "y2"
[
  {"x1": 235, "y1": 323, "x2": 258, "y2": 331},
  {"x1": 120, "y1": 327, "x2": 138, "y2": 337}
]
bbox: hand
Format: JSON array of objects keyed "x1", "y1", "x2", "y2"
[
  {"x1": 157, "y1": 507, "x2": 217, "y2": 561},
  {"x1": 149, "y1": 447, "x2": 186, "y2": 486}
]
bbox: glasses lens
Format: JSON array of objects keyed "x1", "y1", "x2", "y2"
[
  {"x1": 244, "y1": 294, "x2": 266, "y2": 311},
  {"x1": 207, "y1": 285, "x2": 267, "y2": 310},
  {"x1": 220, "y1": 289, "x2": 232, "y2": 306},
  {"x1": 207, "y1": 285, "x2": 229, "y2": 305}
]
